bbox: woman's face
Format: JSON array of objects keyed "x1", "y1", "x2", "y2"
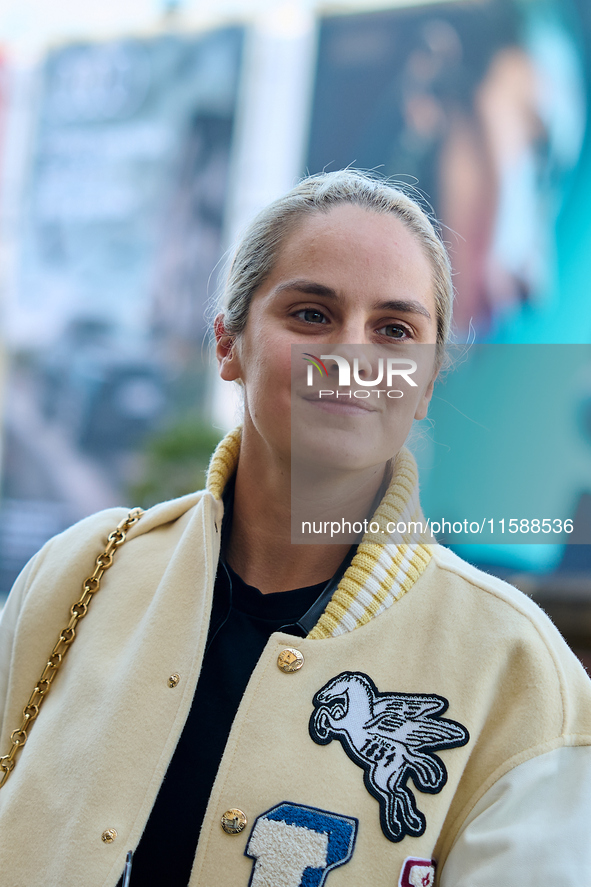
[{"x1": 217, "y1": 204, "x2": 439, "y2": 471}]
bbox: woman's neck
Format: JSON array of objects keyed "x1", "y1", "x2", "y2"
[{"x1": 223, "y1": 428, "x2": 388, "y2": 594}]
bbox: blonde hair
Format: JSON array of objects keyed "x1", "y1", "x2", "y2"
[{"x1": 219, "y1": 169, "x2": 453, "y2": 346}]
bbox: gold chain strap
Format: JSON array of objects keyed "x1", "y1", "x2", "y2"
[{"x1": 0, "y1": 507, "x2": 144, "y2": 789}]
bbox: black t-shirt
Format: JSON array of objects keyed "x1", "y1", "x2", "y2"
[{"x1": 124, "y1": 560, "x2": 328, "y2": 886}]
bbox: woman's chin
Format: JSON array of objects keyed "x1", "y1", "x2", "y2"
[{"x1": 290, "y1": 431, "x2": 396, "y2": 477}]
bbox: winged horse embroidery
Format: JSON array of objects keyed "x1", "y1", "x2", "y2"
[{"x1": 309, "y1": 672, "x2": 469, "y2": 842}]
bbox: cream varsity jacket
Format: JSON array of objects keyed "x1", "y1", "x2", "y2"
[{"x1": 0, "y1": 429, "x2": 591, "y2": 887}]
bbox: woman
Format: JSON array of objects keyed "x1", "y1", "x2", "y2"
[{"x1": 0, "y1": 171, "x2": 590, "y2": 887}]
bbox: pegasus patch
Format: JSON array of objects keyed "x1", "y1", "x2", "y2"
[{"x1": 309, "y1": 672, "x2": 469, "y2": 842}]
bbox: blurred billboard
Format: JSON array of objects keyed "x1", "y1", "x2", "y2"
[
  {"x1": 0, "y1": 27, "x2": 243, "y2": 593},
  {"x1": 307, "y1": 0, "x2": 590, "y2": 343},
  {"x1": 306, "y1": 0, "x2": 591, "y2": 574}
]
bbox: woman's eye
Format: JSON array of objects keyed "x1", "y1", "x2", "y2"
[
  {"x1": 294, "y1": 308, "x2": 328, "y2": 324},
  {"x1": 377, "y1": 323, "x2": 411, "y2": 339}
]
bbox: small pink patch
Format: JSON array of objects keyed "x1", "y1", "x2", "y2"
[{"x1": 399, "y1": 857, "x2": 437, "y2": 887}]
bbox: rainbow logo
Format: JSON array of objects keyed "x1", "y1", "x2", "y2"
[{"x1": 303, "y1": 353, "x2": 328, "y2": 376}]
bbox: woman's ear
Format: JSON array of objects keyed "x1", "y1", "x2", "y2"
[
  {"x1": 414, "y1": 374, "x2": 436, "y2": 421},
  {"x1": 214, "y1": 314, "x2": 242, "y2": 382}
]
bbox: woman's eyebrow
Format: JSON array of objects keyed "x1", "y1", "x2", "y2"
[
  {"x1": 375, "y1": 299, "x2": 432, "y2": 320},
  {"x1": 275, "y1": 279, "x2": 337, "y2": 299},
  {"x1": 275, "y1": 279, "x2": 432, "y2": 320}
]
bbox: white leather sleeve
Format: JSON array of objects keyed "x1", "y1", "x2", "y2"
[{"x1": 440, "y1": 745, "x2": 591, "y2": 886}]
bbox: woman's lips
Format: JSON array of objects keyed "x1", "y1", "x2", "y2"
[{"x1": 301, "y1": 393, "x2": 379, "y2": 415}]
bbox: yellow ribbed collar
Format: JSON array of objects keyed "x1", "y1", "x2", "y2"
[
  {"x1": 206, "y1": 426, "x2": 242, "y2": 500},
  {"x1": 206, "y1": 428, "x2": 433, "y2": 639}
]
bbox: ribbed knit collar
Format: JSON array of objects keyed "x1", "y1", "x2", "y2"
[{"x1": 206, "y1": 428, "x2": 433, "y2": 639}]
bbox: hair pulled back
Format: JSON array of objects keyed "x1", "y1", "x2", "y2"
[{"x1": 219, "y1": 170, "x2": 454, "y2": 346}]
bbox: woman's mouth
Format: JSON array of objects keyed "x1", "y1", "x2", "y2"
[{"x1": 301, "y1": 393, "x2": 379, "y2": 415}]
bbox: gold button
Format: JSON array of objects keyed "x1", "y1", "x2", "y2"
[
  {"x1": 277, "y1": 648, "x2": 304, "y2": 673},
  {"x1": 168, "y1": 673, "x2": 180, "y2": 688},
  {"x1": 221, "y1": 808, "x2": 247, "y2": 835},
  {"x1": 101, "y1": 828, "x2": 117, "y2": 844}
]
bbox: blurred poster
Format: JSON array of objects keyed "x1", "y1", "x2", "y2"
[
  {"x1": 307, "y1": 0, "x2": 591, "y2": 574},
  {"x1": 307, "y1": 0, "x2": 589, "y2": 342},
  {"x1": 0, "y1": 28, "x2": 242, "y2": 594},
  {"x1": 0, "y1": 50, "x2": 6, "y2": 190}
]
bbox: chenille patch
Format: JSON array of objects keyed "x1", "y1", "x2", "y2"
[
  {"x1": 309, "y1": 672, "x2": 469, "y2": 842},
  {"x1": 399, "y1": 857, "x2": 436, "y2": 887},
  {"x1": 245, "y1": 802, "x2": 358, "y2": 887}
]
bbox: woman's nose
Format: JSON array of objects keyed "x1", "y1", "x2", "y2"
[
  {"x1": 323, "y1": 345, "x2": 377, "y2": 383},
  {"x1": 349, "y1": 348, "x2": 374, "y2": 380}
]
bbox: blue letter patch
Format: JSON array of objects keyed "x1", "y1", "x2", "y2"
[
  {"x1": 245, "y1": 802, "x2": 358, "y2": 887},
  {"x1": 309, "y1": 672, "x2": 469, "y2": 842}
]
